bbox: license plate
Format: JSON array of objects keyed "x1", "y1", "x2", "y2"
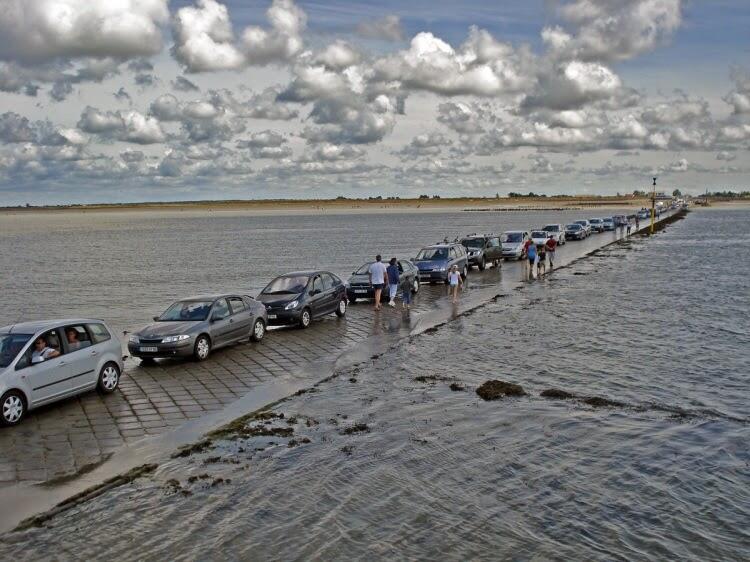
[
  {"x1": 268, "y1": 314, "x2": 277, "y2": 319},
  {"x1": 139, "y1": 346, "x2": 157, "y2": 353},
  {"x1": 354, "y1": 289, "x2": 368, "y2": 294}
]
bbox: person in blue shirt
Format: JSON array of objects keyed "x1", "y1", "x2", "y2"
[
  {"x1": 526, "y1": 243, "x2": 537, "y2": 279},
  {"x1": 386, "y1": 257, "x2": 400, "y2": 307}
]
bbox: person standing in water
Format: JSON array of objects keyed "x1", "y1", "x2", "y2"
[
  {"x1": 448, "y1": 264, "x2": 463, "y2": 303},
  {"x1": 545, "y1": 235, "x2": 557, "y2": 269},
  {"x1": 526, "y1": 242, "x2": 537, "y2": 279},
  {"x1": 368, "y1": 255, "x2": 388, "y2": 311},
  {"x1": 537, "y1": 244, "x2": 546, "y2": 277},
  {"x1": 386, "y1": 257, "x2": 400, "y2": 308}
]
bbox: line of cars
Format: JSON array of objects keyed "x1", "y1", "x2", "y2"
[{"x1": 0, "y1": 210, "x2": 648, "y2": 426}]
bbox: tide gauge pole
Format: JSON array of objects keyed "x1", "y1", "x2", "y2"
[{"x1": 650, "y1": 177, "x2": 657, "y2": 235}]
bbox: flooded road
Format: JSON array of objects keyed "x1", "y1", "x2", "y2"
[{"x1": 2, "y1": 208, "x2": 748, "y2": 560}]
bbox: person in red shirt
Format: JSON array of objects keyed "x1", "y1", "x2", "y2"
[{"x1": 544, "y1": 236, "x2": 558, "y2": 269}]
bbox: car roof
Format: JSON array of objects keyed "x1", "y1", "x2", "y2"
[
  {"x1": 422, "y1": 243, "x2": 455, "y2": 249},
  {"x1": 0, "y1": 318, "x2": 106, "y2": 334},
  {"x1": 179, "y1": 294, "x2": 236, "y2": 302},
  {"x1": 503, "y1": 230, "x2": 527, "y2": 234},
  {"x1": 278, "y1": 270, "x2": 326, "y2": 277}
]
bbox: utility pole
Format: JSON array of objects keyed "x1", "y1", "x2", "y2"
[{"x1": 650, "y1": 177, "x2": 657, "y2": 234}]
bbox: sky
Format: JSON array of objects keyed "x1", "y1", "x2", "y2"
[{"x1": 0, "y1": 0, "x2": 748, "y2": 205}]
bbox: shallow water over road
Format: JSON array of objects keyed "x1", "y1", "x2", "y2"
[{"x1": 2, "y1": 209, "x2": 748, "y2": 560}]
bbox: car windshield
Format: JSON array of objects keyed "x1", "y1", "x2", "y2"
[
  {"x1": 159, "y1": 301, "x2": 213, "y2": 321},
  {"x1": 0, "y1": 333, "x2": 32, "y2": 368},
  {"x1": 531, "y1": 231, "x2": 547, "y2": 238},
  {"x1": 354, "y1": 263, "x2": 373, "y2": 275},
  {"x1": 589, "y1": 219, "x2": 602, "y2": 223},
  {"x1": 543, "y1": 225, "x2": 559, "y2": 232},
  {"x1": 603, "y1": 218, "x2": 613, "y2": 223},
  {"x1": 416, "y1": 248, "x2": 448, "y2": 260},
  {"x1": 263, "y1": 275, "x2": 309, "y2": 294},
  {"x1": 566, "y1": 224, "x2": 581, "y2": 230},
  {"x1": 575, "y1": 220, "x2": 587, "y2": 225},
  {"x1": 502, "y1": 233, "x2": 523, "y2": 243},
  {"x1": 461, "y1": 239, "x2": 484, "y2": 248}
]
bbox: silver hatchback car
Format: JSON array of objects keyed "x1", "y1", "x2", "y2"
[{"x1": 0, "y1": 319, "x2": 124, "y2": 426}]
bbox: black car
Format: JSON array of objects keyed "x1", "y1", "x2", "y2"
[
  {"x1": 257, "y1": 271, "x2": 347, "y2": 328},
  {"x1": 460, "y1": 234, "x2": 503, "y2": 270},
  {"x1": 346, "y1": 260, "x2": 420, "y2": 303}
]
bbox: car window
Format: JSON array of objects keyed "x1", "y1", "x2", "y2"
[
  {"x1": 17, "y1": 329, "x2": 63, "y2": 370},
  {"x1": 212, "y1": 299, "x2": 230, "y2": 320},
  {"x1": 449, "y1": 247, "x2": 457, "y2": 259},
  {"x1": 87, "y1": 323, "x2": 111, "y2": 344},
  {"x1": 228, "y1": 297, "x2": 246, "y2": 315},
  {"x1": 311, "y1": 276, "x2": 322, "y2": 293},
  {"x1": 63, "y1": 324, "x2": 92, "y2": 352},
  {"x1": 321, "y1": 274, "x2": 334, "y2": 291}
]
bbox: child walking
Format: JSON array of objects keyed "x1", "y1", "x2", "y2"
[{"x1": 448, "y1": 265, "x2": 463, "y2": 303}]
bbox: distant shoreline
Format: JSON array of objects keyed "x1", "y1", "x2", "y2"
[{"x1": 1, "y1": 196, "x2": 746, "y2": 216}]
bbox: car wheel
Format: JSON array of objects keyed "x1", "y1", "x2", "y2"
[
  {"x1": 1, "y1": 390, "x2": 26, "y2": 426},
  {"x1": 335, "y1": 299, "x2": 347, "y2": 317},
  {"x1": 461, "y1": 265, "x2": 468, "y2": 279},
  {"x1": 251, "y1": 318, "x2": 266, "y2": 342},
  {"x1": 412, "y1": 278, "x2": 420, "y2": 294},
  {"x1": 299, "y1": 308, "x2": 312, "y2": 329},
  {"x1": 479, "y1": 257, "x2": 486, "y2": 271},
  {"x1": 97, "y1": 362, "x2": 120, "y2": 394},
  {"x1": 194, "y1": 335, "x2": 211, "y2": 361}
]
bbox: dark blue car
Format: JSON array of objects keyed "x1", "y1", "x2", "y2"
[{"x1": 413, "y1": 243, "x2": 468, "y2": 284}]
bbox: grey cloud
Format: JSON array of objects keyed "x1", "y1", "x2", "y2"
[
  {"x1": 723, "y1": 69, "x2": 750, "y2": 115},
  {"x1": 437, "y1": 102, "x2": 497, "y2": 134},
  {"x1": 135, "y1": 73, "x2": 158, "y2": 88},
  {"x1": 304, "y1": 98, "x2": 396, "y2": 145},
  {"x1": 395, "y1": 132, "x2": 452, "y2": 160},
  {"x1": 237, "y1": 130, "x2": 286, "y2": 148},
  {"x1": 173, "y1": 76, "x2": 200, "y2": 92},
  {"x1": 120, "y1": 150, "x2": 145, "y2": 162},
  {"x1": 77, "y1": 106, "x2": 166, "y2": 144},
  {"x1": 357, "y1": 15, "x2": 404, "y2": 42},
  {"x1": 49, "y1": 81, "x2": 74, "y2": 102},
  {"x1": 114, "y1": 87, "x2": 132, "y2": 103},
  {"x1": 128, "y1": 59, "x2": 155, "y2": 73}
]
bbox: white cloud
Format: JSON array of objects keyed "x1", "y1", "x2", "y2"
[
  {"x1": 77, "y1": 106, "x2": 166, "y2": 144},
  {"x1": 0, "y1": 0, "x2": 168, "y2": 64},
  {"x1": 316, "y1": 41, "x2": 361, "y2": 70},
  {"x1": 356, "y1": 15, "x2": 404, "y2": 42}
]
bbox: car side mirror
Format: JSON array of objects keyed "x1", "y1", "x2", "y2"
[
  {"x1": 153, "y1": 316, "x2": 160, "y2": 322},
  {"x1": 310, "y1": 289, "x2": 319, "y2": 296}
]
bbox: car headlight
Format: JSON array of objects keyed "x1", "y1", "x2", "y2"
[
  {"x1": 436, "y1": 266, "x2": 447, "y2": 272},
  {"x1": 162, "y1": 334, "x2": 190, "y2": 343},
  {"x1": 128, "y1": 335, "x2": 139, "y2": 344},
  {"x1": 285, "y1": 300, "x2": 299, "y2": 310}
]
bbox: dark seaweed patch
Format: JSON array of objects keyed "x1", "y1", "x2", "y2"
[
  {"x1": 476, "y1": 380, "x2": 526, "y2": 400},
  {"x1": 541, "y1": 388, "x2": 575, "y2": 399}
]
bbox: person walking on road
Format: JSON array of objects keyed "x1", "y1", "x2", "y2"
[
  {"x1": 635, "y1": 215, "x2": 640, "y2": 231},
  {"x1": 626, "y1": 218, "x2": 632, "y2": 236},
  {"x1": 526, "y1": 243, "x2": 537, "y2": 279},
  {"x1": 368, "y1": 255, "x2": 388, "y2": 310},
  {"x1": 448, "y1": 264, "x2": 463, "y2": 303},
  {"x1": 386, "y1": 257, "x2": 400, "y2": 308},
  {"x1": 545, "y1": 236, "x2": 557, "y2": 269},
  {"x1": 537, "y1": 244, "x2": 547, "y2": 277}
]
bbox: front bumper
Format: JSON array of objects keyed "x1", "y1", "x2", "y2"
[
  {"x1": 265, "y1": 309, "x2": 302, "y2": 326},
  {"x1": 128, "y1": 340, "x2": 193, "y2": 358},
  {"x1": 467, "y1": 254, "x2": 483, "y2": 265},
  {"x1": 417, "y1": 270, "x2": 448, "y2": 282}
]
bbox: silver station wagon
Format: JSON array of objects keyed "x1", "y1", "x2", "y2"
[{"x1": 0, "y1": 319, "x2": 124, "y2": 426}]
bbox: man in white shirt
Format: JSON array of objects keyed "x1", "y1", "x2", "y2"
[
  {"x1": 31, "y1": 336, "x2": 60, "y2": 364},
  {"x1": 368, "y1": 254, "x2": 388, "y2": 311}
]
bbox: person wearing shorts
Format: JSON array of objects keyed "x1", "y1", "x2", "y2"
[
  {"x1": 537, "y1": 244, "x2": 546, "y2": 276},
  {"x1": 448, "y1": 265, "x2": 463, "y2": 303},
  {"x1": 545, "y1": 236, "x2": 557, "y2": 269},
  {"x1": 368, "y1": 255, "x2": 388, "y2": 310},
  {"x1": 526, "y1": 243, "x2": 537, "y2": 279}
]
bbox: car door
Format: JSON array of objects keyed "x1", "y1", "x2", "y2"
[
  {"x1": 307, "y1": 275, "x2": 326, "y2": 317},
  {"x1": 227, "y1": 296, "x2": 253, "y2": 342},
  {"x1": 208, "y1": 298, "x2": 233, "y2": 347},
  {"x1": 398, "y1": 261, "x2": 411, "y2": 293},
  {"x1": 320, "y1": 273, "x2": 338, "y2": 314},
  {"x1": 17, "y1": 329, "x2": 73, "y2": 406},
  {"x1": 63, "y1": 324, "x2": 99, "y2": 394}
]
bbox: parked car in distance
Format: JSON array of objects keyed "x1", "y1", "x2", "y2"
[
  {"x1": 413, "y1": 243, "x2": 468, "y2": 283},
  {"x1": 501, "y1": 231, "x2": 530, "y2": 260},
  {"x1": 346, "y1": 260, "x2": 419, "y2": 303},
  {"x1": 129, "y1": 294, "x2": 267, "y2": 363},
  {"x1": 460, "y1": 234, "x2": 503, "y2": 270},
  {"x1": 565, "y1": 223, "x2": 586, "y2": 240},
  {"x1": 530, "y1": 230, "x2": 551, "y2": 246},
  {"x1": 542, "y1": 224, "x2": 566, "y2": 244},
  {"x1": 637, "y1": 209, "x2": 651, "y2": 220},
  {"x1": 574, "y1": 220, "x2": 592, "y2": 236},
  {"x1": 613, "y1": 214, "x2": 629, "y2": 227},
  {"x1": 602, "y1": 217, "x2": 616, "y2": 231},
  {"x1": 257, "y1": 271, "x2": 347, "y2": 328},
  {"x1": 1, "y1": 319, "x2": 124, "y2": 426},
  {"x1": 588, "y1": 218, "x2": 605, "y2": 232}
]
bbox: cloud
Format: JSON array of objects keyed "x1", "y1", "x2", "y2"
[
  {"x1": 716, "y1": 151, "x2": 737, "y2": 162},
  {"x1": 723, "y1": 69, "x2": 750, "y2": 115},
  {"x1": 544, "y1": 0, "x2": 682, "y2": 62},
  {"x1": 0, "y1": 0, "x2": 169, "y2": 64},
  {"x1": 172, "y1": 0, "x2": 306, "y2": 72},
  {"x1": 302, "y1": 143, "x2": 364, "y2": 162},
  {"x1": 373, "y1": 28, "x2": 531, "y2": 97},
  {"x1": 172, "y1": 76, "x2": 200, "y2": 92},
  {"x1": 356, "y1": 15, "x2": 404, "y2": 42},
  {"x1": 303, "y1": 97, "x2": 397, "y2": 145},
  {"x1": 316, "y1": 41, "x2": 361, "y2": 70},
  {"x1": 77, "y1": 106, "x2": 166, "y2": 144},
  {"x1": 114, "y1": 87, "x2": 132, "y2": 103},
  {"x1": 395, "y1": 132, "x2": 452, "y2": 160},
  {"x1": 437, "y1": 102, "x2": 497, "y2": 134}
]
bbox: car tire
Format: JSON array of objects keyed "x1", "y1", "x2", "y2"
[
  {"x1": 412, "y1": 278, "x2": 420, "y2": 294},
  {"x1": 299, "y1": 308, "x2": 312, "y2": 329},
  {"x1": 461, "y1": 265, "x2": 468, "y2": 279},
  {"x1": 251, "y1": 318, "x2": 266, "y2": 342},
  {"x1": 479, "y1": 257, "x2": 486, "y2": 271},
  {"x1": 335, "y1": 299, "x2": 347, "y2": 317},
  {"x1": 1, "y1": 390, "x2": 26, "y2": 427},
  {"x1": 193, "y1": 335, "x2": 211, "y2": 361},
  {"x1": 97, "y1": 362, "x2": 120, "y2": 394}
]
